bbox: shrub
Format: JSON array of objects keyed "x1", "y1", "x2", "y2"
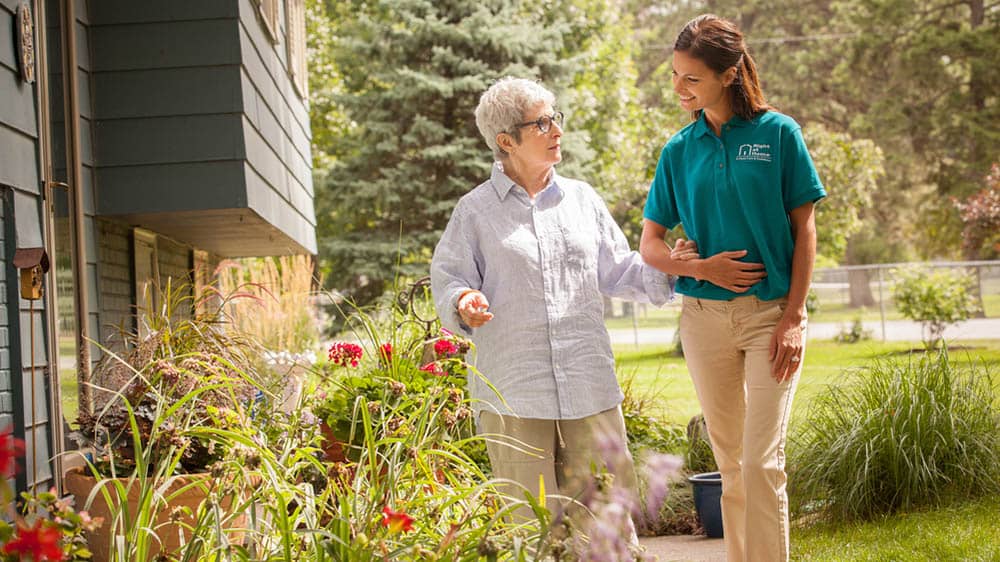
[
  {"x1": 891, "y1": 267, "x2": 979, "y2": 348},
  {"x1": 620, "y1": 370, "x2": 684, "y2": 458},
  {"x1": 789, "y1": 349, "x2": 1000, "y2": 521},
  {"x1": 834, "y1": 315, "x2": 872, "y2": 344}
]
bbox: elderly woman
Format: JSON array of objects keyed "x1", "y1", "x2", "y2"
[{"x1": 431, "y1": 77, "x2": 693, "y2": 518}]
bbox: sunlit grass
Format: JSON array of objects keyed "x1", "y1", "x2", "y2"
[
  {"x1": 790, "y1": 495, "x2": 1000, "y2": 561},
  {"x1": 615, "y1": 339, "x2": 1000, "y2": 426}
]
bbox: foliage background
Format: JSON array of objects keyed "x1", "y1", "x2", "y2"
[{"x1": 307, "y1": 0, "x2": 998, "y2": 312}]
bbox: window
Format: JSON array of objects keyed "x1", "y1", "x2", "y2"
[
  {"x1": 257, "y1": 0, "x2": 280, "y2": 42},
  {"x1": 133, "y1": 229, "x2": 159, "y2": 338},
  {"x1": 286, "y1": 0, "x2": 307, "y2": 97}
]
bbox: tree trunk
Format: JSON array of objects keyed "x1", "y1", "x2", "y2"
[
  {"x1": 845, "y1": 239, "x2": 876, "y2": 308},
  {"x1": 848, "y1": 269, "x2": 876, "y2": 308}
]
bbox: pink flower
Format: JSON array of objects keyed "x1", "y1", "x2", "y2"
[
  {"x1": 328, "y1": 342, "x2": 363, "y2": 367},
  {"x1": 420, "y1": 362, "x2": 445, "y2": 377},
  {"x1": 379, "y1": 343, "x2": 393, "y2": 363},
  {"x1": 434, "y1": 339, "x2": 458, "y2": 358}
]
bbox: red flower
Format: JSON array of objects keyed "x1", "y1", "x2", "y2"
[
  {"x1": 379, "y1": 343, "x2": 393, "y2": 363},
  {"x1": 380, "y1": 506, "x2": 415, "y2": 534},
  {"x1": 1, "y1": 426, "x2": 25, "y2": 477},
  {"x1": 1, "y1": 520, "x2": 65, "y2": 561},
  {"x1": 328, "y1": 342, "x2": 363, "y2": 367},
  {"x1": 419, "y1": 362, "x2": 445, "y2": 377},
  {"x1": 434, "y1": 339, "x2": 458, "y2": 357}
]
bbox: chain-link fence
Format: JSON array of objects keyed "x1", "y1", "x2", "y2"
[{"x1": 607, "y1": 260, "x2": 1000, "y2": 343}]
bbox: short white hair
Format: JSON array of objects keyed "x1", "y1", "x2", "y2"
[{"x1": 474, "y1": 77, "x2": 556, "y2": 160}]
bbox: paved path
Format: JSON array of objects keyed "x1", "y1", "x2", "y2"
[
  {"x1": 609, "y1": 318, "x2": 1000, "y2": 346},
  {"x1": 639, "y1": 535, "x2": 726, "y2": 562}
]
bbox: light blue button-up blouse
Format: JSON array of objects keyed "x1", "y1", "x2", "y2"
[{"x1": 431, "y1": 163, "x2": 674, "y2": 420}]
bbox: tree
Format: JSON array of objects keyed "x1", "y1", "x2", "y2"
[
  {"x1": 803, "y1": 125, "x2": 884, "y2": 264},
  {"x1": 315, "y1": 0, "x2": 573, "y2": 306},
  {"x1": 954, "y1": 163, "x2": 1000, "y2": 260},
  {"x1": 892, "y1": 267, "x2": 980, "y2": 349}
]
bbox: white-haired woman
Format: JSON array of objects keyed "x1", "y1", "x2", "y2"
[{"x1": 431, "y1": 77, "x2": 694, "y2": 519}]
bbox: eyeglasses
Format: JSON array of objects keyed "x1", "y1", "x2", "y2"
[{"x1": 512, "y1": 111, "x2": 564, "y2": 134}]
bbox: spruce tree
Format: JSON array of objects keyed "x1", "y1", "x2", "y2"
[{"x1": 316, "y1": 0, "x2": 572, "y2": 307}]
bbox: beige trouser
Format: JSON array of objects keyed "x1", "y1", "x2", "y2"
[
  {"x1": 478, "y1": 406, "x2": 637, "y2": 522},
  {"x1": 680, "y1": 295, "x2": 804, "y2": 562}
]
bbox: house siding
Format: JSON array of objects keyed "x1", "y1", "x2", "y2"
[
  {"x1": 237, "y1": 0, "x2": 315, "y2": 255},
  {"x1": 88, "y1": 1, "x2": 315, "y2": 256},
  {"x1": 1, "y1": 0, "x2": 54, "y2": 492}
]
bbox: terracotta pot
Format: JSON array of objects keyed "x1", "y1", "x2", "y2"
[
  {"x1": 319, "y1": 422, "x2": 348, "y2": 463},
  {"x1": 63, "y1": 467, "x2": 247, "y2": 562}
]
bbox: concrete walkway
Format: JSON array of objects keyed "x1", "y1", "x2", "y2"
[
  {"x1": 639, "y1": 535, "x2": 726, "y2": 562},
  {"x1": 609, "y1": 317, "x2": 1000, "y2": 346}
]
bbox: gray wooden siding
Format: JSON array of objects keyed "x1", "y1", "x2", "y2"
[
  {"x1": 237, "y1": 0, "x2": 315, "y2": 254},
  {"x1": 89, "y1": 3, "x2": 245, "y2": 221},
  {"x1": 97, "y1": 219, "x2": 132, "y2": 344},
  {"x1": 1, "y1": 0, "x2": 54, "y2": 492},
  {"x1": 84, "y1": 1, "x2": 315, "y2": 257},
  {"x1": 157, "y1": 236, "x2": 192, "y2": 288}
]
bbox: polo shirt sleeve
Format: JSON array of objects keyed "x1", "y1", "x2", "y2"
[
  {"x1": 781, "y1": 125, "x2": 826, "y2": 212},
  {"x1": 643, "y1": 146, "x2": 682, "y2": 229}
]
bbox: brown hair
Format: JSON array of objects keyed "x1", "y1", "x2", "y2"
[{"x1": 673, "y1": 14, "x2": 772, "y2": 121}]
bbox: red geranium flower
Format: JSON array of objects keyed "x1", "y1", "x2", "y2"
[
  {"x1": 1, "y1": 426, "x2": 25, "y2": 477},
  {"x1": 419, "y1": 362, "x2": 445, "y2": 377},
  {"x1": 379, "y1": 343, "x2": 393, "y2": 363},
  {"x1": 380, "y1": 506, "x2": 415, "y2": 534},
  {"x1": 328, "y1": 342, "x2": 363, "y2": 367},
  {"x1": 1, "y1": 520, "x2": 65, "y2": 561},
  {"x1": 434, "y1": 339, "x2": 458, "y2": 357}
]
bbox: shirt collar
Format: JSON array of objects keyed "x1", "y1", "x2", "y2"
[
  {"x1": 489, "y1": 162, "x2": 564, "y2": 202},
  {"x1": 692, "y1": 111, "x2": 759, "y2": 137}
]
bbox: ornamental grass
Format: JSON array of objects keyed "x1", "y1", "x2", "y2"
[{"x1": 789, "y1": 348, "x2": 1000, "y2": 521}]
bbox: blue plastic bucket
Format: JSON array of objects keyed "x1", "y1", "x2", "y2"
[{"x1": 688, "y1": 471, "x2": 724, "y2": 538}]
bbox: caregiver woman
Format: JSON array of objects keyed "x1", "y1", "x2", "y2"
[{"x1": 639, "y1": 14, "x2": 826, "y2": 562}]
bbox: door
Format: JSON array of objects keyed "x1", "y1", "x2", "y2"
[{"x1": 39, "y1": 0, "x2": 89, "y2": 490}]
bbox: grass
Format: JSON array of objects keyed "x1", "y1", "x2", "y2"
[
  {"x1": 617, "y1": 339, "x2": 1000, "y2": 558},
  {"x1": 603, "y1": 293, "x2": 1000, "y2": 330},
  {"x1": 790, "y1": 495, "x2": 1000, "y2": 561},
  {"x1": 615, "y1": 340, "x2": 1000, "y2": 426}
]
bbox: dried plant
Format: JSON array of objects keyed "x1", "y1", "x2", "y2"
[{"x1": 215, "y1": 255, "x2": 319, "y2": 354}]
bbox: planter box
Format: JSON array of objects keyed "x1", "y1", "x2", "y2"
[
  {"x1": 64, "y1": 467, "x2": 246, "y2": 562},
  {"x1": 688, "y1": 471, "x2": 724, "y2": 538}
]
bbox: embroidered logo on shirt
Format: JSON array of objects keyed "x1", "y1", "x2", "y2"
[{"x1": 736, "y1": 144, "x2": 772, "y2": 162}]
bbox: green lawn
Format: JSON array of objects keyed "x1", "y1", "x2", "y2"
[
  {"x1": 617, "y1": 339, "x2": 1000, "y2": 559},
  {"x1": 790, "y1": 495, "x2": 1000, "y2": 561},
  {"x1": 604, "y1": 293, "x2": 1000, "y2": 330},
  {"x1": 616, "y1": 339, "x2": 1000, "y2": 426}
]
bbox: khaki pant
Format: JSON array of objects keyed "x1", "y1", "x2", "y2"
[
  {"x1": 680, "y1": 296, "x2": 804, "y2": 562},
  {"x1": 478, "y1": 406, "x2": 637, "y2": 522}
]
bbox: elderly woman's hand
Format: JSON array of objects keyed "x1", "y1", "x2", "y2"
[
  {"x1": 458, "y1": 290, "x2": 494, "y2": 328},
  {"x1": 671, "y1": 238, "x2": 700, "y2": 261}
]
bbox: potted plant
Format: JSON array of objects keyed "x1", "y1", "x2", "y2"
[
  {"x1": 314, "y1": 326, "x2": 477, "y2": 465},
  {"x1": 685, "y1": 414, "x2": 723, "y2": 538},
  {"x1": 66, "y1": 282, "x2": 264, "y2": 562}
]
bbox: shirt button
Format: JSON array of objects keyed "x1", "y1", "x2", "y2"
[{"x1": 718, "y1": 163, "x2": 724, "y2": 169}]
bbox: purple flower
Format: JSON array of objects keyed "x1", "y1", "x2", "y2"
[{"x1": 642, "y1": 453, "x2": 683, "y2": 524}]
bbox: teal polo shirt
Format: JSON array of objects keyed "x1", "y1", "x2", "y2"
[{"x1": 643, "y1": 110, "x2": 826, "y2": 301}]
